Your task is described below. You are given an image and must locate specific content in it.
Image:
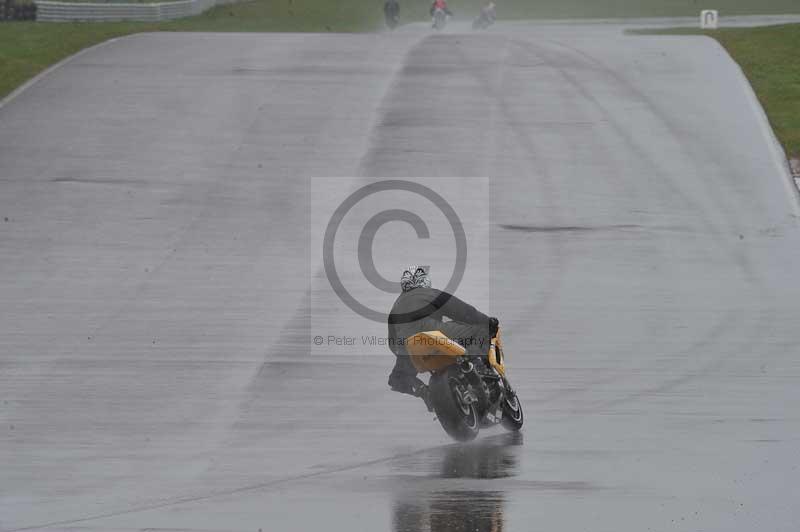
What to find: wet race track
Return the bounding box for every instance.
[2,20,800,532]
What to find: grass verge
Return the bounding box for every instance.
[1,22,156,99]
[637,23,800,161]
[0,0,386,101]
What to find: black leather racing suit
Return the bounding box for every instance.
[387,287,492,395]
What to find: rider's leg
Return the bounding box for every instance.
[438,321,491,357]
[388,356,422,394]
[388,355,434,411]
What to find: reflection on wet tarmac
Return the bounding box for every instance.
[440,432,523,479]
[393,491,504,532]
[392,433,522,532]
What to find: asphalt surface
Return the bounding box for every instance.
[2,20,800,532]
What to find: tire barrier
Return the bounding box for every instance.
[0,0,38,20]
[34,0,234,22]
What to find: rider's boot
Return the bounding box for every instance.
[389,373,434,412]
[411,380,435,413]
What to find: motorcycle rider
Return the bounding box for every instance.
[387,265,499,409]
[383,0,399,28]
[430,0,452,19]
[479,1,496,24]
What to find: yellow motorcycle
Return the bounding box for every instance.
[406,328,523,441]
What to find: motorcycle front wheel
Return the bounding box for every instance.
[429,368,480,441]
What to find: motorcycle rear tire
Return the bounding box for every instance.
[430,368,480,442]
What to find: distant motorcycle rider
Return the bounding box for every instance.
[430,0,452,18]
[384,0,399,29]
[475,0,496,27]
[482,1,496,20]
[387,265,499,409]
